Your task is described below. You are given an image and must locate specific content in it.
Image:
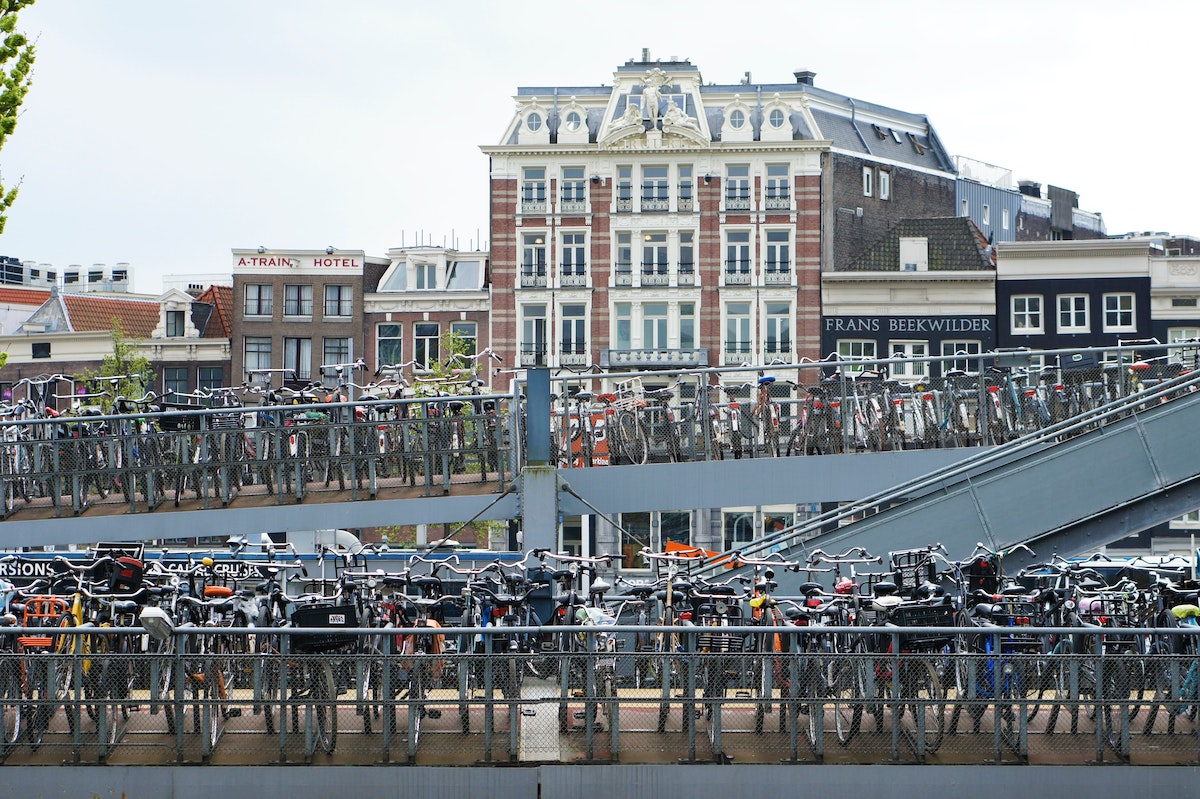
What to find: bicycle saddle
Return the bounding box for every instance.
[574,391,594,402]
[872,581,899,597]
[797,582,824,597]
[620,584,658,599]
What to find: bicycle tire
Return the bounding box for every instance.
[900,658,945,755]
[832,653,864,747]
[0,658,20,756]
[312,660,337,754]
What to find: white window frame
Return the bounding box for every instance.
[889,340,929,380]
[1011,295,1043,334]
[941,340,982,374]
[414,322,440,370]
[283,337,312,381]
[764,302,791,358]
[283,284,313,318]
[1002,208,1010,230]
[982,204,991,225]
[862,167,873,198]
[1103,292,1136,332]
[560,303,587,357]
[415,262,437,290]
[724,302,753,362]
[1057,294,1089,333]
[1167,327,1200,367]
[642,302,669,349]
[377,323,402,367]
[561,231,587,277]
[450,321,477,355]
[837,339,877,373]
[878,170,891,201]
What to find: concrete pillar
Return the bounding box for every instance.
[519,368,558,552]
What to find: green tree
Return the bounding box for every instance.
[0,1,36,234]
[413,330,475,396]
[79,321,154,411]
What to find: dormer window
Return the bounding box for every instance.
[728,109,745,130]
[415,262,437,290]
[769,108,785,128]
[564,111,582,131]
[526,112,542,131]
[166,310,185,337]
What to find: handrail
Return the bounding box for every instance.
[693,367,1200,577]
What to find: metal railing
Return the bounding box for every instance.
[4,624,1197,766]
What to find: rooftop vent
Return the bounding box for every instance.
[793,70,816,86]
[1017,180,1041,198]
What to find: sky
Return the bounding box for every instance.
[0,0,1196,294]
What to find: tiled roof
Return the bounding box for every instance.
[194,284,232,338]
[842,217,995,272]
[0,287,51,306]
[61,294,159,337]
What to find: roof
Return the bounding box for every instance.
[0,287,51,306]
[193,284,233,338]
[60,294,159,336]
[843,217,995,272]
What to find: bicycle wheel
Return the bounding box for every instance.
[900,658,945,755]
[312,660,337,754]
[0,657,21,756]
[26,655,54,749]
[258,635,281,736]
[616,414,647,465]
[832,652,864,746]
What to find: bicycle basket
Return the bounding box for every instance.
[890,549,938,594]
[290,604,359,653]
[888,600,955,648]
[614,377,645,410]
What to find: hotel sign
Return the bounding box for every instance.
[232,251,364,275]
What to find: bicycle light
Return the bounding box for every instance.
[139,606,174,642]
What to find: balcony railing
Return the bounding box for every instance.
[764,194,791,210]
[764,268,791,285]
[726,195,751,211]
[559,199,587,214]
[724,345,753,362]
[615,197,633,213]
[560,271,588,287]
[521,197,547,214]
[641,269,669,286]
[677,197,694,212]
[614,266,633,286]
[640,197,669,212]
[559,349,588,366]
[600,348,708,368]
[725,268,752,286]
[520,271,548,288]
[677,267,695,286]
[520,346,548,367]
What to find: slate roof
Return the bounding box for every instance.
[60,294,159,336]
[842,217,995,272]
[193,285,232,338]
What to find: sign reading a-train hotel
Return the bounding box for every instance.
[232,249,364,275]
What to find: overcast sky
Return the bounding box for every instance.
[0,1,1195,294]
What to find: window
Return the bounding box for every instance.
[165,310,186,337]
[725,231,751,277]
[244,337,272,381]
[837,339,877,371]
[679,303,696,349]
[725,302,752,360]
[765,302,791,356]
[283,337,312,380]
[615,232,632,278]
[521,166,546,210]
[63,271,79,285]
[1103,293,1135,331]
[642,232,667,275]
[1057,294,1089,332]
[521,305,547,366]
[1011,295,1043,333]
[765,164,789,208]
[377,324,402,367]
[561,166,586,204]
[561,232,586,276]
[163,367,187,395]
[643,303,668,349]
[889,341,929,380]
[323,338,350,375]
[564,111,582,131]
[726,164,750,209]
[244,284,273,316]
[728,109,745,129]
[1002,208,1010,230]
[941,340,982,374]
[1168,328,1200,367]
[450,321,476,355]
[679,231,695,276]
[862,167,873,197]
[561,304,586,355]
[415,262,437,289]
[522,234,547,279]
[89,269,103,283]
[620,512,652,567]
[769,108,785,128]
[660,511,692,548]
[616,165,633,211]
[678,165,693,209]
[284,284,312,317]
[642,165,669,210]
[197,366,222,393]
[526,112,542,131]
[878,170,891,201]
[960,199,969,216]
[324,285,352,317]
[446,260,480,289]
[111,268,127,282]
[982,204,991,225]
[765,230,790,274]
[414,323,439,369]
[615,303,632,350]
[723,510,756,550]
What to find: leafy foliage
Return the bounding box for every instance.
[0,1,36,234]
[78,321,154,411]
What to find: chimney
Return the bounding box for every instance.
[794,70,816,86]
[641,47,650,62]
[1017,180,1041,198]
